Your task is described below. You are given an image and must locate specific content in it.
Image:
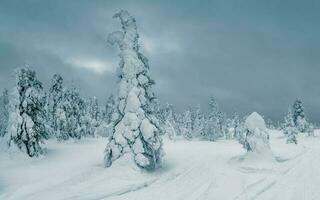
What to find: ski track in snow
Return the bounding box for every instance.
[1,131,320,200]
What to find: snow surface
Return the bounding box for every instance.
[1,130,320,200]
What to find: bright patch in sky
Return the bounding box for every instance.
[66,58,116,74]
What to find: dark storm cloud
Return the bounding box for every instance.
[0,0,320,122]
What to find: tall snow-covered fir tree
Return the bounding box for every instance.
[0,89,9,137]
[292,99,309,132]
[6,67,49,157]
[104,10,163,170]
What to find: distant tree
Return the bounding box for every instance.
[163,104,177,140]
[292,99,309,132]
[89,96,101,128]
[104,10,163,170]
[6,67,48,157]
[47,74,64,137]
[181,110,193,139]
[203,97,221,141]
[0,89,9,137]
[103,94,116,124]
[64,87,95,139]
[283,109,298,144]
[232,114,244,142]
[192,106,205,138]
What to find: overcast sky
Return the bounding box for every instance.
[0,0,319,122]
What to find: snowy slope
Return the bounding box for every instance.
[1,130,320,200]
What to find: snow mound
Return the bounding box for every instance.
[244,112,267,133]
[242,112,274,163]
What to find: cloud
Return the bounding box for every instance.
[0,0,320,122]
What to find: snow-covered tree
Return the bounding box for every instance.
[89,96,100,127]
[292,99,309,132]
[103,94,116,124]
[243,112,271,154]
[181,110,193,139]
[0,89,9,137]
[47,74,65,137]
[283,109,298,144]
[192,106,205,138]
[63,87,95,139]
[104,10,163,170]
[6,67,48,157]
[163,104,177,140]
[202,97,221,141]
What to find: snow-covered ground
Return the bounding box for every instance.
[1,130,320,200]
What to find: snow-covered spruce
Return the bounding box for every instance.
[47,74,65,137]
[104,10,163,170]
[243,112,271,155]
[6,67,49,157]
[283,109,298,144]
[163,104,177,140]
[292,99,309,133]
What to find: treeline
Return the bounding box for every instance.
[0,67,316,157]
[0,67,115,156]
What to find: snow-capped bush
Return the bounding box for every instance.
[104,10,163,171]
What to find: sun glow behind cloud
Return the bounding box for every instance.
[66,58,116,74]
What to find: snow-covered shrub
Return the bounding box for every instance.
[6,67,49,157]
[104,10,163,170]
[243,112,271,155]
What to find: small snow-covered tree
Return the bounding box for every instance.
[283,109,298,144]
[104,10,163,170]
[292,99,309,132]
[0,89,9,137]
[6,67,48,157]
